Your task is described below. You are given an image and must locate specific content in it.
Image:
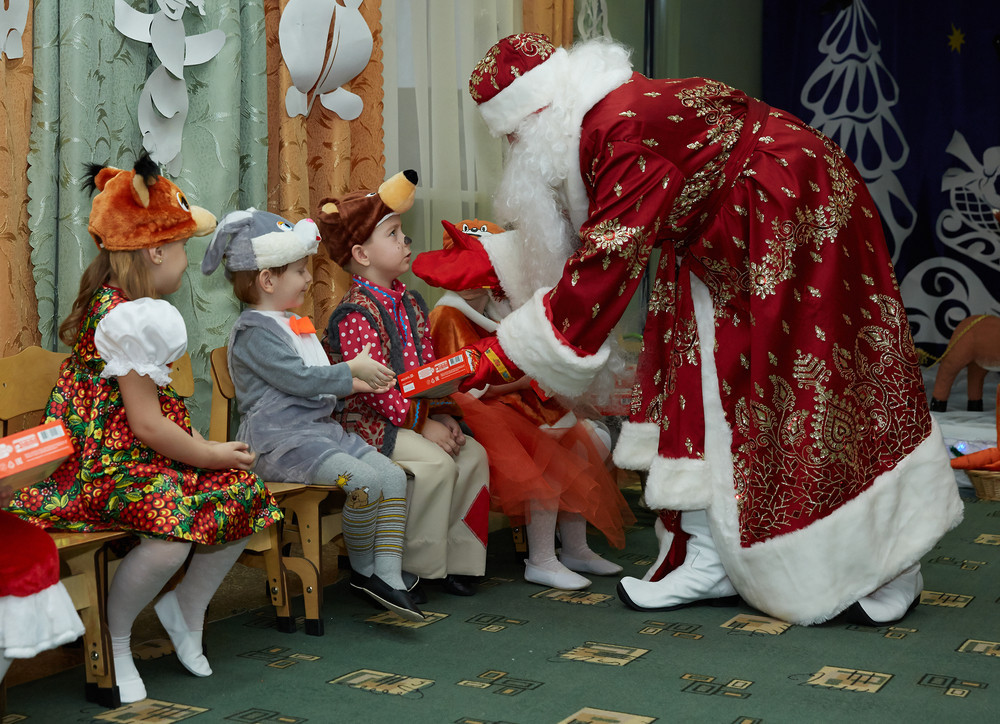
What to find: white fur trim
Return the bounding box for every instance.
[713,420,962,626]
[612,421,659,470]
[477,49,571,137]
[682,274,963,625]
[644,457,712,510]
[497,287,609,397]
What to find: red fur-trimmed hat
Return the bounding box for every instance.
[469,33,567,136]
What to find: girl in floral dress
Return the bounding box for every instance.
[4,158,281,704]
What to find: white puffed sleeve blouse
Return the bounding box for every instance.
[93,298,187,387]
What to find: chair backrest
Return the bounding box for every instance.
[0,346,69,434]
[0,347,194,436]
[170,351,195,398]
[208,346,235,443]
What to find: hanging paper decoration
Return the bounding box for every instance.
[577,0,611,42]
[279,0,373,120]
[114,0,225,176]
[0,0,29,59]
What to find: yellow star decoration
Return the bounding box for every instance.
[948,23,965,53]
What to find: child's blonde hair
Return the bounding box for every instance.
[59,249,157,346]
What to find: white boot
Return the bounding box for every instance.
[846,564,923,625]
[617,509,738,611]
[641,516,674,582]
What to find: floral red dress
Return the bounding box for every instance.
[6,286,281,544]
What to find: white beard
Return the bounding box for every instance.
[491,109,580,302]
[487,38,634,307]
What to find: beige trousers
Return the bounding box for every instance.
[391,429,490,579]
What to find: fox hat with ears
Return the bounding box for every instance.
[315,169,418,266]
[83,154,217,251]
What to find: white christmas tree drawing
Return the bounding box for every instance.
[799,0,915,264]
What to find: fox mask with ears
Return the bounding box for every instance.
[84,154,216,251]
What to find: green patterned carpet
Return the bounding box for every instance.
[6,487,999,724]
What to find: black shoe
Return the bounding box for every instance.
[401,571,428,604]
[438,574,477,596]
[351,570,420,594]
[352,574,426,622]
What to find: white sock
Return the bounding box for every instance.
[558,512,622,574]
[525,502,559,569]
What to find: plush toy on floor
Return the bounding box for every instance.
[929,313,1000,412]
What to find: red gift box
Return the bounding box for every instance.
[398,350,476,399]
[0,421,74,492]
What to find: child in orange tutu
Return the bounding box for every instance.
[413,220,633,590]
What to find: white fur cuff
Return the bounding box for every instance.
[643,456,712,510]
[497,287,609,398]
[612,421,659,470]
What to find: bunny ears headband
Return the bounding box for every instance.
[201,208,321,278]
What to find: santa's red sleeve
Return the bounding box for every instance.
[497,138,677,388]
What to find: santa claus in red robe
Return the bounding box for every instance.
[456,32,963,626]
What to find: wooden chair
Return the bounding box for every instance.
[209,346,344,636]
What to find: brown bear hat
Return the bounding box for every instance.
[315,169,418,266]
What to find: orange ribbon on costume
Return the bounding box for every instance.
[289,315,316,335]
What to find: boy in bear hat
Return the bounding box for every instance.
[203,208,424,621]
[318,172,490,597]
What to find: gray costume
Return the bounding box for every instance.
[228,310,373,484]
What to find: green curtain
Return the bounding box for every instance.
[27,2,268,432]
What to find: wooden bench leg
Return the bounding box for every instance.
[281,489,330,636]
[61,541,120,708]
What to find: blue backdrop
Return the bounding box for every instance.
[761,0,1000,356]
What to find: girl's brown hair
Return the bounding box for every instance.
[58,249,157,346]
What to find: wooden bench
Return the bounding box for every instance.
[209,346,344,636]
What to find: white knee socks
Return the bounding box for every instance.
[524,503,591,590]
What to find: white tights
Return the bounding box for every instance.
[108,536,247,662]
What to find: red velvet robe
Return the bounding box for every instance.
[495,74,962,624]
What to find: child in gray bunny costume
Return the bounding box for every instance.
[203,208,425,622]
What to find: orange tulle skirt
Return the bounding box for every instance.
[452,392,634,549]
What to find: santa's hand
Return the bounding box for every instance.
[460,336,523,391]
[347,343,396,389]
